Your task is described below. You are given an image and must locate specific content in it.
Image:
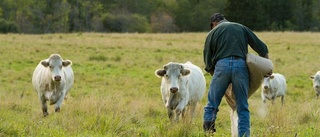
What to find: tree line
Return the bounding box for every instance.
[0,0,319,34]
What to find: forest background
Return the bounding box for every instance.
[0,0,320,34]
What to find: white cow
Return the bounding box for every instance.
[310,71,320,97]
[155,61,206,122]
[261,73,286,104]
[32,54,74,116]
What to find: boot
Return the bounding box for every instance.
[203,121,216,132]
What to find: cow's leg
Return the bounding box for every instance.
[175,97,188,121]
[40,96,48,117]
[230,109,238,137]
[54,92,66,112]
[181,107,188,123]
[175,109,182,122]
[271,96,276,105]
[261,92,266,103]
[281,95,284,105]
[167,108,174,121]
[262,96,266,103]
[181,107,186,118]
[187,103,197,123]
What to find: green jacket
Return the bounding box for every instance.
[203,20,269,72]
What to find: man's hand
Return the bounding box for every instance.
[264,53,269,59]
[264,71,273,77]
[267,71,273,76]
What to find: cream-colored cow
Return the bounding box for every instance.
[155,61,206,122]
[310,71,320,97]
[32,54,74,116]
[261,73,287,104]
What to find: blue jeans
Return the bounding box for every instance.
[203,57,250,137]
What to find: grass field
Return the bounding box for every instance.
[0,32,320,137]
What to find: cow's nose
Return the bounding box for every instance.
[170,87,178,93]
[264,86,268,89]
[54,76,61,81]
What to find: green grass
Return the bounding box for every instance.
[0,32,320,136]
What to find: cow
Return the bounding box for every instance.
[310,71,320,98]
[32,54,74,116]
[261,73,287,105]
[155,61,206,122]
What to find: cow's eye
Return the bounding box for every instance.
[178,75,181,79]
[164,74,169,78]
[49,66,53,69]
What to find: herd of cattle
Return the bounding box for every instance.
[31,54,320,125]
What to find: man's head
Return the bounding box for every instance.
[210,13,225,29]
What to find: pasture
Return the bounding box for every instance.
[0,32,320,136]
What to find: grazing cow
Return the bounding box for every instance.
[310,71,320,97]
[32,54,74,116]
[155,61,206,122]
[261,73,286,105]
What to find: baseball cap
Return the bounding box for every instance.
[210,13,225,22]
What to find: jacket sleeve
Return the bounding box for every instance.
[245,26,269,57]
[203,33,214,73]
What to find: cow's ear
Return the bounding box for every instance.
[155,69,166,78]
[181,68,191,76]
[41,60,49,67]
[310,76,315,79]
[63,60,72,67]
[163,65,168,70]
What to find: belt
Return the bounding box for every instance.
[220,56,243,61]
[230,56,241,60]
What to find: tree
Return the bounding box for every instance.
[225,0,261,30]
[102,11,150,33]
[0,0,320,33]
[150,11,177,33]
[265,0,293,31]
[292,0,320,31]
[173,0,226,32]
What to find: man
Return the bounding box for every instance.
[203,13,269,136]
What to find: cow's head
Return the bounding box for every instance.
[155,62,191,93]
[310,71,320,95]
[41,54,72,82]
[262,75,275,90]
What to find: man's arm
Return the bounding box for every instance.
[244,26,269,57]
[203,33,214,74]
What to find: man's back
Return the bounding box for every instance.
[209,21,248,60]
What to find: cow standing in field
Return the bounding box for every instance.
[155,61,206,122]
[261,73,287,105]
[310,71,320,98]
[32,54,74,116]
